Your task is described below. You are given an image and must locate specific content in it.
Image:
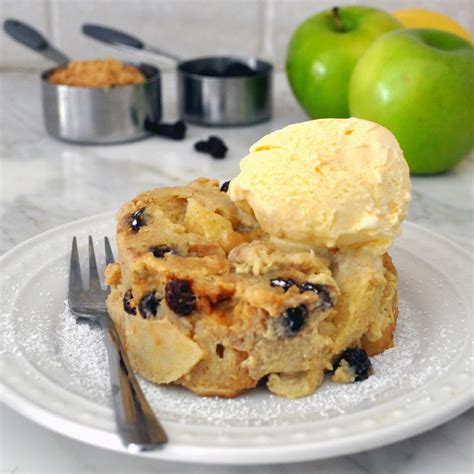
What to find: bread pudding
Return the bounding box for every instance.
[105,178,399,399]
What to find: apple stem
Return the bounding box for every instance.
[332,7,346,32]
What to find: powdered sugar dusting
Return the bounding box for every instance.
[9,292,455,428]
[1,244,465,428]
[55,304,110,400]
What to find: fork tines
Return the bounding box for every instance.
[68,236,115,309]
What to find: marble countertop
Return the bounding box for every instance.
[1,70,473,473]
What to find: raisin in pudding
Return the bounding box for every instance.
[105,118,411,399]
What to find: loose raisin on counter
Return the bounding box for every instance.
[129,207,147,233]
[138,293,161,319]
[151,245,176,258]
[194,136,228,159]
[299,282,334,309]
[270,278,296,292]
[281,304,308,336]
[123,289,136,315]
[165,279,196,316]
[334,348,372,382]
[144,119,186,140]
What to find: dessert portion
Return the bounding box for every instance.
[105,118,410,399]
[47,58,145,88]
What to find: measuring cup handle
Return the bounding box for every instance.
[4,19,48,51]
[82,23,181,64]
[82,24,144,50]
[3,19,70,64]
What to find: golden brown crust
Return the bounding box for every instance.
[361,254,398,356]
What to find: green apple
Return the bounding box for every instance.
[286,6,401,118]
[349,29,474,174]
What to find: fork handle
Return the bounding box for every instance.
[101,313,168,449]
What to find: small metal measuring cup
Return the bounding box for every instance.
[82,24,273,126]
[4,19,162,144]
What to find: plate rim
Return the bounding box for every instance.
[1,214,473,464]
[1,383,471,464]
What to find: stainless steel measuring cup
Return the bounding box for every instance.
[4,19,162,144]
[82,24,273,126]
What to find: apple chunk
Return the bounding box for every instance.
[184,198,246,252]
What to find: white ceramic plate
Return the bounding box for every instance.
[0,214,472,465]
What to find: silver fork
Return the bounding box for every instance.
[68,236,168,450]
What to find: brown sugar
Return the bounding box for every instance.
[47,58,146,88]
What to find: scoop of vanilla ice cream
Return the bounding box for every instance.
[229,118,411,251]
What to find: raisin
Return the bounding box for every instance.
[138,293,161,319]
[145,119,186,140]
[151,245,176,258]
[220,180,230,193]
[281,305,308,336]
[194,136,228,159]
[335,348,372,382]
[165,279,196,316]
[299,282,334,309]
[129,207,146,233]
[270,278,295,292]
[123,289,136,315]
[215,344,225,358]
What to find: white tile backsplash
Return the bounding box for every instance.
[49,0,262,69]
[1,0,51,69]
[1,0,472,70]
